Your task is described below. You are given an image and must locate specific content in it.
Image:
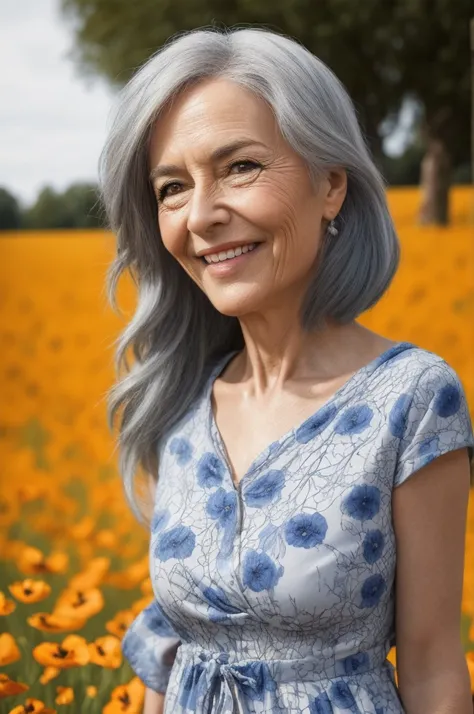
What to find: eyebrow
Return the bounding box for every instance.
[149,139,266,182]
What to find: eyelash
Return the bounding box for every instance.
[156,159,263,203]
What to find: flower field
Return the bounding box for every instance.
[0,186,473,712]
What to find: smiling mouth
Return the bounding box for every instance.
[200,242,261,264]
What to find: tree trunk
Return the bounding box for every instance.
[418,138,451,225]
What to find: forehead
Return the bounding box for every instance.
[149,78,281,163]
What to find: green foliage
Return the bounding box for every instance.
[60,0,472,164]
[0,186,22,230]
[23,182,104,230]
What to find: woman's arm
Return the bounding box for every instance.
[392,448,472,713]
[143,687,166,714]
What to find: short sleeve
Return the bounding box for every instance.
[393,361,474,488]
[122,598,181,693]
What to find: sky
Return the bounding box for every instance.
[0,0,115,207]
[0,0,407,208]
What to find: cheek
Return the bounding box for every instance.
[158,210,189,260]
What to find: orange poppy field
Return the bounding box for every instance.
[0,186,473,712]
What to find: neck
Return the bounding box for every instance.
[234,303,367,395]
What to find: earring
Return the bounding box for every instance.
[327,219,338,236]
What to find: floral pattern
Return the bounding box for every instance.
[122,341,474,713]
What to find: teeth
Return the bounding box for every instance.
[203,243,257,264]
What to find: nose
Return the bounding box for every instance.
[186,183,231,236]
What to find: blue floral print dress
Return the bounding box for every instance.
[122,341,474,714]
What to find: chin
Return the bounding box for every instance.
[206,289,267,319]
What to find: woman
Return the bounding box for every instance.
[101,27,474,714]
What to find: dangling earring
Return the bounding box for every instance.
[327,219,338,236]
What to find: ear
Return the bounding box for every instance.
[322,168,347,220]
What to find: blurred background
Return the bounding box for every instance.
[0,1,473,712]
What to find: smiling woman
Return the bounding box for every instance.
[99,26,474,714]
[147,78,347,318]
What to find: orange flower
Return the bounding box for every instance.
[102,676,145,714]
[67,557,110,590]
[53,587,104,620]
[39,667,60,685]
[69,516,95,541]
[466,652,474,694]
[33,635,90,669]
[9,579,51,604]
[85,685,97,698]
[0,591,16,615]
[131,595,153,615]
[16,483,47,503]
[95,529,117,549]
[27,611,86,633]
[0,673,29,698]
[105,609,136,639]
[8,698,56,714]
[0,633,21,665]
[1,539,25,562]
[88,636,122,669]
[106,556,149,589]
[55,687,74,705]
[18,547,68,576]
[140,577,153,595]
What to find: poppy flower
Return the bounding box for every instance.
[0,633,21,665]
[88,635,122,668]
[18,547,68,576]
[53,587,104,619]
[27,611,87,633]
[67,557,110,590]
[69,516,95,540]
[0,673,29,698]
[466,652,474,693]
[95,529,117,548]
[9,579,51,604]
[86,686,97,698]
[39,668,60,685]
[131,595,153,615]
[106,556,149,589]
[32,635,90,669]
[105,609,136,639]
[102,676,145,714]
[8,698,56,714]
[0,591,16,615]
[54,687,74,705]
[140,577,153,595]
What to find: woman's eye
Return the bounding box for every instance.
[158,182,182,202]
[229,160,261,174]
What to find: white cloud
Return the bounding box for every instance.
[0,0,115,206]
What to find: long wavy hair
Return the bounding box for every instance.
[100,26,400,526]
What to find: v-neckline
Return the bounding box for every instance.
[205,340,417,493]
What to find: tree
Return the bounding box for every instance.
[60,0,472,224]
[24,183,103,229]
[0,187,22,230]
[61,182,104,228]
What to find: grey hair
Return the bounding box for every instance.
[101,26,400,526]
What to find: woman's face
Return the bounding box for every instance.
[148,78,346,317]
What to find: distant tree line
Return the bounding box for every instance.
[0,149,470,231]
[0,182,104,231]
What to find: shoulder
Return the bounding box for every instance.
[388,346,474,489]
[380,345,468,409]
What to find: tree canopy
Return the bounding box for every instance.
[0,187,22,230]
[60,0,472,166]
[23,183,103,230]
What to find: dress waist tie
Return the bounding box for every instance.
[176,642,396,714]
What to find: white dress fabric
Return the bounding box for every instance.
[122,341,474,713]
